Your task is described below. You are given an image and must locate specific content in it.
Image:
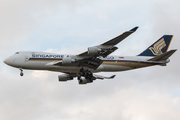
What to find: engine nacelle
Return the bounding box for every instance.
[88,47,101,55]
[78,77,93,84]
[62,57,76,65]
[58,74,73,81]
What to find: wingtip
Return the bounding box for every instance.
[130,26,139,32]
[110,75,116,79]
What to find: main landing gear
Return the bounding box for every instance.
[78,68,93,82]
[19,68,24,76]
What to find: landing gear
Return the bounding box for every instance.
[80,68,85,76]
[20,72,24,76]
[77,76,81,80]
[19,68,24,76]
[85,72,92,80]
[78,68,93,82]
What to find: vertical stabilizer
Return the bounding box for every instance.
[138,35,173,56]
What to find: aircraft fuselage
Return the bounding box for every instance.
[4,51,163,73]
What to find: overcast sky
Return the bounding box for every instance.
[0,0,180,120]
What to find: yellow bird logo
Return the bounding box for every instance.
[149,38,166,55]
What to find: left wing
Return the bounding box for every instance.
[93,74,116,80]
[78,74,116,84]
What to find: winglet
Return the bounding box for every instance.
[130,26,139,32]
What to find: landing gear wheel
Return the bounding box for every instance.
[20,72,24,76]
[89,72,92,78]
[85,72,92,78]
[19,68,24,76]
[80,68,85,76]
[77,76,81,80]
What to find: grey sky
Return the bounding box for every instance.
[0,0,180,120]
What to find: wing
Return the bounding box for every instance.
[77,26,138,58]
[75,26,139,69]
[93,74,116,80]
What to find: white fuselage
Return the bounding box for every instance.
[4,51,162,74]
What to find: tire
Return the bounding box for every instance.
[20,73,24,76]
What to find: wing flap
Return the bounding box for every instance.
[79,58,103,69]
[100,46,118,57]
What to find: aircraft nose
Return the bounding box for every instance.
[3,57,13,66]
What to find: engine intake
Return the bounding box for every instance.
[58,74,73,81]
[88,47,101,55]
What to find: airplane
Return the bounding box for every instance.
[3,27,177,84]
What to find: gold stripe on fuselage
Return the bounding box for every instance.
[102,61,154,69]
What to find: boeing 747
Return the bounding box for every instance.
[4,27,177,84]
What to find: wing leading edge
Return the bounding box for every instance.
[101,26,139,45]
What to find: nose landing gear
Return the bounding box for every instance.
[19,68,24,76]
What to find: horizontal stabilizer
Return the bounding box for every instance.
[148,49,177,61]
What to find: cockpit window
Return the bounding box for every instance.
[15,52,19,54]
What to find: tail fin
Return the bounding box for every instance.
[138,35,173,56]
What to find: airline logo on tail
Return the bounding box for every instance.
[149,38,166,55]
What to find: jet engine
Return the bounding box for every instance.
[88,47,102,55]
[62,57,76,65]
[58,74,73,81]
[78,77,93,84]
